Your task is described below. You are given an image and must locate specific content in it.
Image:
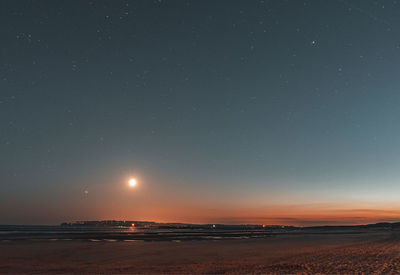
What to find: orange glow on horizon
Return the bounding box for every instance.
[10,176,400,226]
[91,202,400,227]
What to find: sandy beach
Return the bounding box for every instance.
[1,231,397,274]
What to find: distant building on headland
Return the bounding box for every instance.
[60,220,298,230]
[60,220,157,228]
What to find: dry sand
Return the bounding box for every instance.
[0,231,398,274]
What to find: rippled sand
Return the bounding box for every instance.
[0,231,398,274]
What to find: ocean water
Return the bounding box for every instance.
[0,225,272,242]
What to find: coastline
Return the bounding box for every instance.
[0,231,395,274]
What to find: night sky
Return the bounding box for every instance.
[2,0,400,226]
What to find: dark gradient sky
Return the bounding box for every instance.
[2,0,400,225]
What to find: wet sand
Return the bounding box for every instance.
[0,231,398,274]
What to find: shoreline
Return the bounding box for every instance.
[0,231,394,274]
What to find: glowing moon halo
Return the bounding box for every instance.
[129,178,137,187]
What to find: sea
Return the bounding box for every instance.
[0,225,274,242]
